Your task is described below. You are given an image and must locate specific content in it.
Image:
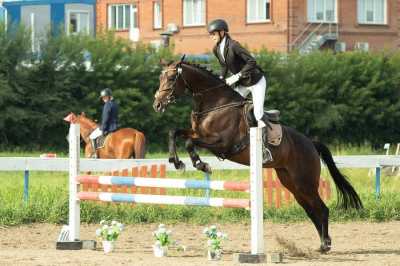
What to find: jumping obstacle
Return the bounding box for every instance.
[57,123,266,263]
[77,174,250,208]
[82,165,167,196]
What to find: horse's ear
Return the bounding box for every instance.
[63,112,76,123]
[80,112,86,117]
[180,54,186,62]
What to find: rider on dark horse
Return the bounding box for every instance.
[89,88,119,158]
[153,24,363,252]
[207,19,272,161]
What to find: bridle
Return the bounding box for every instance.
[158,62,244,116]
[157,63,185,105]
[159,62,226,100]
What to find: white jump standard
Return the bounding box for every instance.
[57,123,266,263]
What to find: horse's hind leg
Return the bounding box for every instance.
[276,169,331,252]
[294,191,331,252]
[120,143,134,159]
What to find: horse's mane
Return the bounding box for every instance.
[183,61,224,84]
[181,61,244,101]
[78,115,98,129]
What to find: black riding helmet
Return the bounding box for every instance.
[100,88,112,98]
[207,19,229,33]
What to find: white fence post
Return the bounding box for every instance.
[69,123,80,241]
[250,127,264,255]
[236,127,266,263]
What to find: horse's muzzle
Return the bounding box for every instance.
[153,101,165,113]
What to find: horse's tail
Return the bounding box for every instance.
[313,141,363,210]
[134,131,146,159]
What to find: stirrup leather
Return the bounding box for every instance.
[262,146,273,163]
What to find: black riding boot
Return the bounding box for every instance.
[90,139,98,159]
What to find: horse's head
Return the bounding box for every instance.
[64,112,77,123]
[64,112,98,141]
[153,59,187,113]
[153,56,236,113]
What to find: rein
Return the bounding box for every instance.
[177,64,245,117]
[192,101,246,117]
[192,83,226,97]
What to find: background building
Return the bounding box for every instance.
[3,0,96,51]
[95,0,399,54]
[2,0,398,54]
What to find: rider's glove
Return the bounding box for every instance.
[225,72,242,86]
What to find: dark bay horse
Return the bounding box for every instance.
[64,112,146,159]
[153,59,363,252]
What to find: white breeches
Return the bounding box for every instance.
[89,128,102,139]
[234,76,266,121]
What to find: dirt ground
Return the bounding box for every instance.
[0,221,399,266]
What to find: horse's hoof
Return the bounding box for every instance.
[177,161,186,171]
[319,244,331,253]
[196,162,212,174]
[204,163,212,174]
[168,157,175,163]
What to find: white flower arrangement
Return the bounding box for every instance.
[95,220,124,242]
[203,225,228,252]
[152,224,172,247]
[152,224,186,254]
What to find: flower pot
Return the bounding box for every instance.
[207,249,222,261]
[102,240,115,253]
[153,245,168,257]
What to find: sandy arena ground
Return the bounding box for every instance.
[0,221,399,266]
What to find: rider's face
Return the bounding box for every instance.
[209,31,224,44]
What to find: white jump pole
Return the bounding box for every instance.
[68,123,80,241]
[57,124,95,249]
[236,127,265,263]
[250,127,264,255]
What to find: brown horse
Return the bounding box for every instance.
[64,112,146,159]
[153,58,363,252]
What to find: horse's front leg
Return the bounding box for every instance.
[168,129,186,170]
[185,138,212,174]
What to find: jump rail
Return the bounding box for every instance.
[56,123,266,263]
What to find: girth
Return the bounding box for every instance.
[190,101,251,160]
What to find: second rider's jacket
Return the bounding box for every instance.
[101,100,118,134]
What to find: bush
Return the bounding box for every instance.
[1,24,400,150]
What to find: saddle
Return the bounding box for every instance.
[244,103,283,146]
[95,133,110,149]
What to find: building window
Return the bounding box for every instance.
[67,11,90,35]
[358,0,386,24]
[247,0,271,23]
[183,0,205,26]
[153,1,162,29]
[108,4,137,30]
[307,0,337,23]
